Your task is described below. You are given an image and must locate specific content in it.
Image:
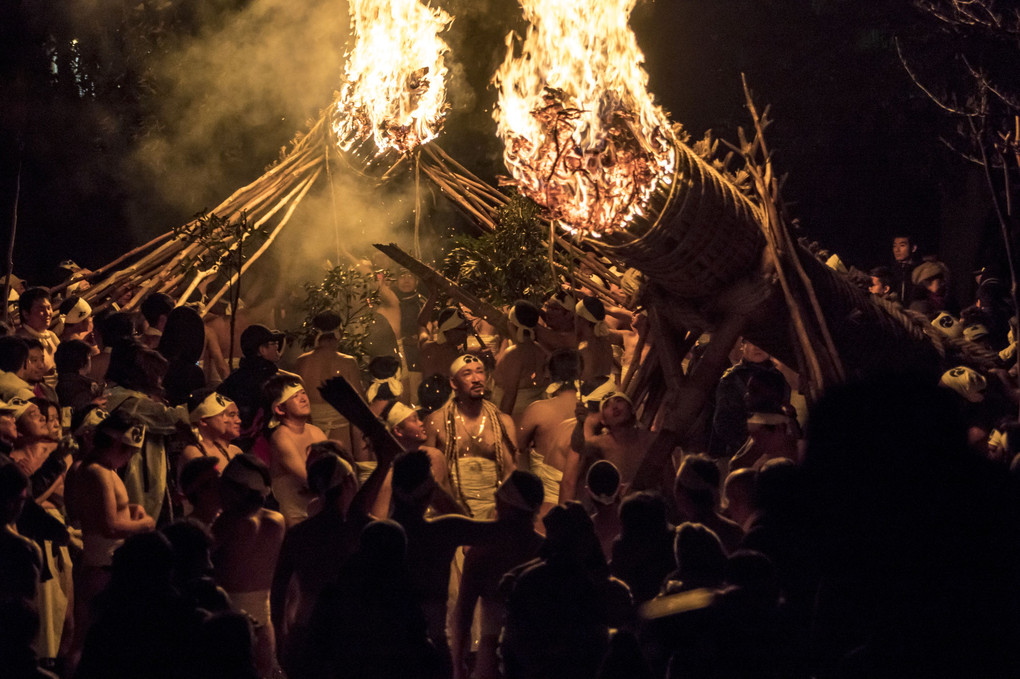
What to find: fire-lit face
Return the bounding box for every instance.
[279,388,311,419]
[203,403,241,441]
[46,405,62,440]
[601,396,634,427]
[869,277,888,295]
[25,348,47,382]
[17,404,49,439]
[23,298,52,331]
[395,411,426,442]
[397,270,418,294]
[451,362,486,400]
[259,341,282,364]
[892,237,913,263]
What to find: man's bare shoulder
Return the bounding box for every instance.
[258,508,287,533]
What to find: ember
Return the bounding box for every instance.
[332,0,451,156]
[493,0,676,237]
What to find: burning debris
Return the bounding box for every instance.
[493,0,676,238]
[332,0,452,156]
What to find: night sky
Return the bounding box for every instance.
[0,0,1007,300]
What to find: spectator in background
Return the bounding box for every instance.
[867,266,897,302]
[56,339,104,418]
[16,287,59,385]
[890,233,919,303]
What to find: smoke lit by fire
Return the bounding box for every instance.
[493,0,676,237]
[333,0,452,155]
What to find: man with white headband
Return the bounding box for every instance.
[294,311,365,454]
[559,387,654,504]
[383,400,459,511]
[57,295,95,345]
[516,349,582,519]
[70,410,154,667]
[264,373,325,527]
[424,354,517,518]
[419,306,471,382]
[575,295,618,382]
[493,300,548,419]
[180,388,242,472]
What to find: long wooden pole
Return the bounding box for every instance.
[3,139,23,325]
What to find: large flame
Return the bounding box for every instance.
[333,0,452,156]
[493,0,675,237]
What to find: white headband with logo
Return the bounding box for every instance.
[449,354,483,378]
[190,391,234,424]
[62,297,92,325]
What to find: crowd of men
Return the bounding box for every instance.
[2,236,1020,679]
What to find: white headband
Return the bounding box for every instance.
[367,375,404,402]
[385,401,418,429]
[272,382,305,410]
[575,299,611,337]
[507,306,536,344]
[449,354,484,378]
[63,297,92,325]
[190,391,234,424]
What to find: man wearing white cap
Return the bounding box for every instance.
[535,289,577,352]
[57,295,95,346]
[265,373,325,527]
[69,411,154,669]
[383,400,459,510]
[559,389,654,504]
[180,389,242,472]
[424,354,517,518]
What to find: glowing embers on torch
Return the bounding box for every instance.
[493,0,676,238]
[332,0,452,156]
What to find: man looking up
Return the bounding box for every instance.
[560,390,655,503]
[180,389,242,472]
[425,355,517,518]
[265,373,325,527]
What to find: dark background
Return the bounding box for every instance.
[0,0,1009,302]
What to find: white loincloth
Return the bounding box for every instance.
[529,449,563,506]
[453,456,499,520]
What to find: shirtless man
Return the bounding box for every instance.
[560,391,656,503]
[293,311,365,451]
[384,400,462,515]
[575,296,620,382]
[535,289,577,353]
[419,306,471,382]
[516,349,581,518]
[211,455,286,678]
[424,355,517,518]
[180,389,242,472]
[265,374,326,527]
[494,301,549,420]
[70,412,154,670]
